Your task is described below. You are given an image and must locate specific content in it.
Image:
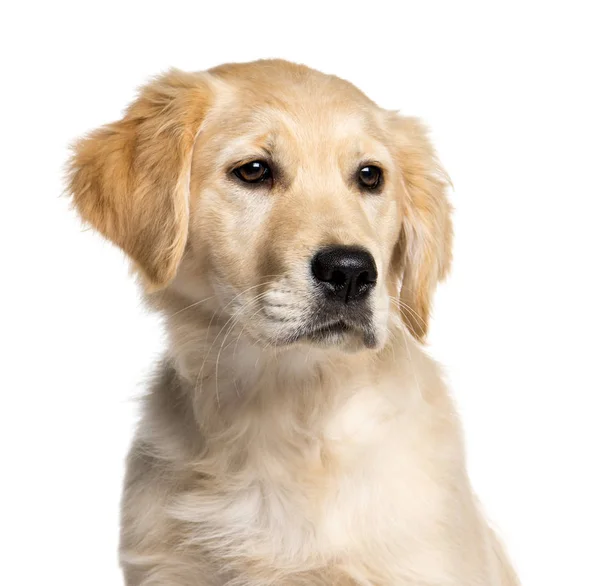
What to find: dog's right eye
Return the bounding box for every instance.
[233,160,272,184]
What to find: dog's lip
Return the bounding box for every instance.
[303,319,352,338]
[275,317,376,348]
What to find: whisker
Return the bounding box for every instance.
[170,295,216,317]
[390,297,427,329]
[213,292,272,403]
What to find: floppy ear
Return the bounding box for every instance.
[390,115,453,341]
[68,69,211,289]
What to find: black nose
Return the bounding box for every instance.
[311,246,377,303]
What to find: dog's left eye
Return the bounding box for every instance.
[233,160,272,184]
[358,165,383,190]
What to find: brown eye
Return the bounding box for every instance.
[233,160,272,184]
[358,165,382,190]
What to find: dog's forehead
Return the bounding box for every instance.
[195,61,394,174]
[207,106,390,174]
[205,61,383,135]
[202,91,389,169]
[233,104,371,143]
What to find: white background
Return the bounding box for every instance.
[1,2,599,585]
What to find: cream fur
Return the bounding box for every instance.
[68,59,518,585]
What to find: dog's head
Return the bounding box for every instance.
[69,60,452,351]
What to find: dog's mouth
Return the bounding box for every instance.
[304,319,351,340]
[283,316,377,349]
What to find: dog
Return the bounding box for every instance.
[68,59,518,585]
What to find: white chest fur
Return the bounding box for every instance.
[167,342,458,581]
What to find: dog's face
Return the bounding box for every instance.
[186,69,402,351]
[69,60,452,351]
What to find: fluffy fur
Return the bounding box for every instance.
[68,59,518,585]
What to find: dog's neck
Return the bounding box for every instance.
[166,306,378,404]
[144,284,418,443]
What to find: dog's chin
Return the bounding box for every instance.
[269,320,380,353]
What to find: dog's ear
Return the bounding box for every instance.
[389,115,453,341]
[68,70,211,289]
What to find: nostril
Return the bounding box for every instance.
[311,246,377,302]
[356,270,374,289]
[330,269,348,288]
[312,256,333,284]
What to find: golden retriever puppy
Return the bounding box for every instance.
[68,59,518,585]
